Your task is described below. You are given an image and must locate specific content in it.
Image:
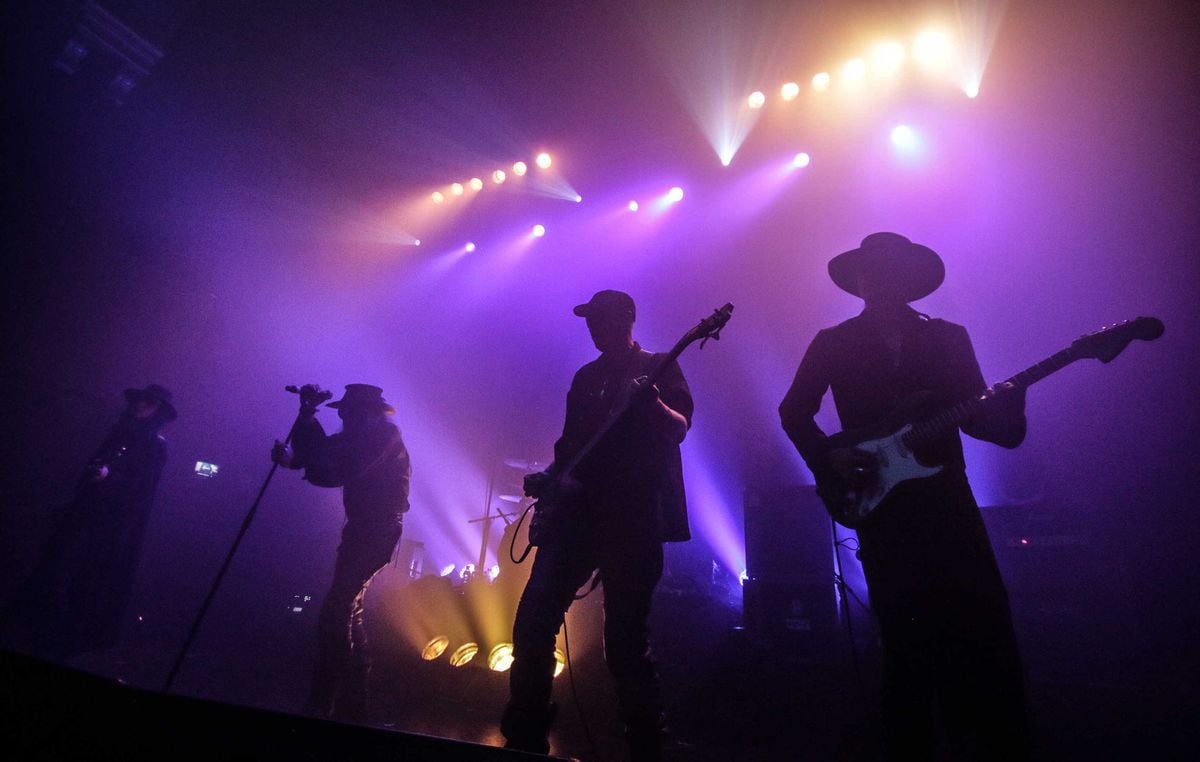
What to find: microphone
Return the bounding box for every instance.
[285,385,334,403]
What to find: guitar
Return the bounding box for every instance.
[527,303,734,546]
[818,316,1165,529]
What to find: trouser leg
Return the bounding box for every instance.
[599,533,665,762]
[306,524,398,722]
[503,534,595,752]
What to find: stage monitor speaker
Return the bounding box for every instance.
[743,484,833,580]
[1,649,570,761]
[742,485,838,658]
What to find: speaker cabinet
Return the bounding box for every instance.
[742,485,838,658]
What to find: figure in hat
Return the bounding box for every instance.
[271,383,411,724]
[779,233,1030,759]
[6,384,175,661]
[501,290,693,760]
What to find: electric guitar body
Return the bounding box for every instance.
[818,317,1164,529]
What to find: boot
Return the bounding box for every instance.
[501,701,557,754]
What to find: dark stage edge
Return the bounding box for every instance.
[0,650,573,762]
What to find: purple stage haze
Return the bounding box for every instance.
[1,0,1197,725]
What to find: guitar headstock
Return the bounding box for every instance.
[1071,316,1164,363]
[692,303,734,346]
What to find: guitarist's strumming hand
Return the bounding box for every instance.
[524,468,580,501]
[828,447,880,490]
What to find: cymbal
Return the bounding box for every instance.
[503,458,545,471]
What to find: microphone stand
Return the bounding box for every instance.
[163,402,311,692]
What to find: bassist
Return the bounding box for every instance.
[502,289,693,761]
[779,233,1029,760]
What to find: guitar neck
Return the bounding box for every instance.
[904,346,1079,447]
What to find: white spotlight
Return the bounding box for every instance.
[792,152,811,168]
[964,80,980,99]
[451,183,464,196]
[469,177,483,191]
[780,82,800,101]
[414,239,421,246]
[891,124,917,149]
[628,200,639,212]
[531,224,546,238]
[573,194,582,203]
[747,91,766,109]
[914,28,954,70]
[870,41,906,75]
[811,72,831,91]
[431,191,445,204]
[492,169,506,184]
[465,242,476,253]
[667,186,684,203]
[842,58,866,83]
[535,152,552,170]
[512,161,528,176]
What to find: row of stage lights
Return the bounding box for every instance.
[414,124,930,250]
[420,636,567,676]
[431,152,560,205]
[745,27,980,112]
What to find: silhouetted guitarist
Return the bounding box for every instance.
[779,233,1030,760]
[502,290,693,761]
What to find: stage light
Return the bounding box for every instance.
[492,170,506,184]
[512,161,527,176]
[421,636,450,661]
[914,28,953,69]
[718,148,735,167]
[465,242,476,253]
[870,41,906,75]
[553,648,566,677]
[431,191,445,204]
[747,91,765,109]
[628,200,639,212]
[891,124,917,149]
[842,58,866,83]
[535,152,552,170]
[449,642,479,667]
[532,224,546,237]
[573,194,582,203]
[487,564,500,581]
[812,72,830,91]
[469,177,483,192]
[488,643,515,672]
[414,239,421,247]
[439,564,456,577]
[964,80,980,98]
[667,186,684,203]
[792,152,811,168]
[780,82,800,101]
[451,183,464,196]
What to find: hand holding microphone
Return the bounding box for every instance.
[285,384,333,410]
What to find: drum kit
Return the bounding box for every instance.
[464,457,545,580]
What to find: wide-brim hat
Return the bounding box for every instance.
[827,232,945,302]
[124,383,178,422]
[573,289,636,322]
[327,383,395,415]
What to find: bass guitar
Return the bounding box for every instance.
[818,316,1165,529]
[526,303,734,546]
